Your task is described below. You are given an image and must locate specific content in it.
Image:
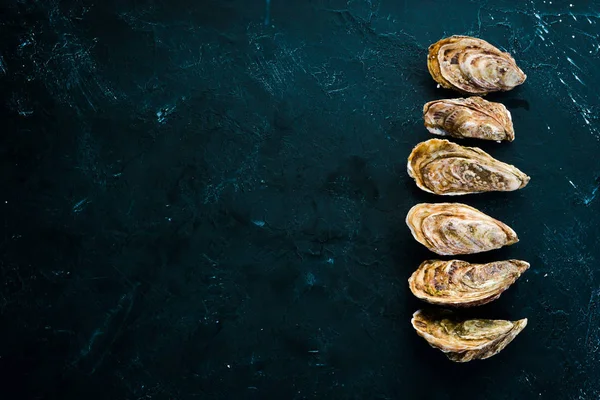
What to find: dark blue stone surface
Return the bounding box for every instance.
[1,0,599,398]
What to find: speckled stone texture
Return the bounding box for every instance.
[1,0,599,399]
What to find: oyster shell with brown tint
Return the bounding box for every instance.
[423,97,515,142]
[407,139,530,195]
[427,35,526,95]
[411,309,527,362]
[406,203,518,255]
[408,259,529,307]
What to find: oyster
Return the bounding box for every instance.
[406,203,518,255]
[408,259,529,307]
[427,35,526,95]
[423,97,514,142]
[411,309,527,362]
[407,139,530,195]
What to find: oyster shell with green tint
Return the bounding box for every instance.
[411,309,527,362]
[423,97,515,142]
[427,35,526,95]
[408,259,529,307]
[407,139,530,195]
[406,203,518,255]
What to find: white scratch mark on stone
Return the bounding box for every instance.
[558,77,569,88]
[327,85,351,94]
[156,104,176,124]
[566,56,581,70]
[73,198,90,213]
[569,180,578,189]
[584,186,598,206]
[573,72,585,85]
[18,110,34,117]
[74,284,139,374]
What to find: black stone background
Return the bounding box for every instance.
[1,0,600,399]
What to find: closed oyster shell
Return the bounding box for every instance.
[407,139,530,195]
[427,35,526,95]
[411,309,527,362]
[423,97,514,141]
[408,259,529,307]
[406,203,518,255]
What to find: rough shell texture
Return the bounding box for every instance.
[427,35,526,95]
[411,309,527,362]
[423,97,515,141]
[406,203,518,255]
[407,139,530,195]
[408,259,529,307]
